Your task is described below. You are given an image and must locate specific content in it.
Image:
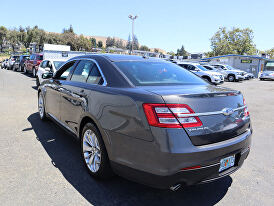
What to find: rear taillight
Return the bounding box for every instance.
[243,98,249,117]
[143,103,202,128]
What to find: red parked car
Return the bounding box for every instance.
[24,54,43,77]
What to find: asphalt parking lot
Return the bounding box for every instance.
[0,69,273,206]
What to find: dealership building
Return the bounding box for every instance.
[201,54,274,77]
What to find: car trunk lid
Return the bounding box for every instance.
[143,85,250,145]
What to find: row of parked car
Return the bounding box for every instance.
[166,60,255,84]
[1,54,66,86]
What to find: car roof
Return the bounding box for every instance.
[71,54,163,62]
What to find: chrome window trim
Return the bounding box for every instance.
[67,58,107,86]
[47,113,76,135]
[176,106,246,117]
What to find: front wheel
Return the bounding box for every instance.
[36,77,40,87]
[24,66,27,73]
[81,123,113,179]
[228,75,235,82]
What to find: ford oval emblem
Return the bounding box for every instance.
[222,108,234,116]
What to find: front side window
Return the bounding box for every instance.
[56,61,76,80]
[114,61,207,86]
[71,60,94,83]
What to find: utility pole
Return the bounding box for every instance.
[128,15,138,54]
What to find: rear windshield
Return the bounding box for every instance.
[114,61,208,86]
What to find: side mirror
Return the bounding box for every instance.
[42,72,53,79]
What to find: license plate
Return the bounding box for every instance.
[219,155,235,172]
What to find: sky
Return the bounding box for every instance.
[0,0,273,53]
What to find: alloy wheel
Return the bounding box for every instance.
[38,93,44,118]
[82,129,101,173]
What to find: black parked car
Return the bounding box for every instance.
[38,54,252,190]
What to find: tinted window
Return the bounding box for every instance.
[36,55,43,60]
[71,60,94,83]
[115,61,207,86]
[41,61,48,68]
[30,55,34,60]
[87,64,103,85]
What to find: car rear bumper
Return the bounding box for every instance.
[111,146,250,189]
[110,128,252,189]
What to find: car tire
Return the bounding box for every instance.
[202,76,211,83]
[36,77,40,87]
[12,66,16,71]
[81,122,113,179]
[19,65,22,72]
[260,78,264,81]
[24,66,27,73]
[228,74,235,82]
[38,92,47,121]
[32,68,36,77]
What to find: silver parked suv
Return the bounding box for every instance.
[177,62,224,84]
[212,64,245,82]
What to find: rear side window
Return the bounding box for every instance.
[71,60,94,83]
[87,64,103,85]
[115,61,207,86]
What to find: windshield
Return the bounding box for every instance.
[53,61,65,70]
[196,65,208,71]
[114,61,208,86]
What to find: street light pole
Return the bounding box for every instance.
[128,15,138,54]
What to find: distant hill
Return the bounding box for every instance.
[84,35,128,48]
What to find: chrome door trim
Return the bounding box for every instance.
[47,113,76,135]
[176,106,246,117]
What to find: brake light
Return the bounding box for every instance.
[143,103,203,128]
[243,98,249,117]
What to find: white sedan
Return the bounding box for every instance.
[36,59,65,86]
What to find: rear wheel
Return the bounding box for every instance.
[81,123,113,179]
[38,92,47,120]
[228,74,235,82]
[32,68,36,77]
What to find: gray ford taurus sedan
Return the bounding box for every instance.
[38,54,252,190]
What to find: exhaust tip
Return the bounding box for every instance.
[170,184,181,191]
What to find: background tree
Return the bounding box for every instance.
[106,37,115,47]
[77,34,91,51]
[210,27,256,56]
[0,26,8,52]
[126,34,131,50]
[97,40,103,48]
[90,38,97,48]
[154,48,159,53]
[176,45,188,56]
[262,48,274,59]
[7,29,19,52]
[139,45,150,51]
[115,39,124,49]
[132,35,139,50]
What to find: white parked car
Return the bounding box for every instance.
[259,70,274,81]
[211,64,245,82]
[177,62,224,84]
[36,59,65,86]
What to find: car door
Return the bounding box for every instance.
[44,60,76,121]
[60,59,104,134]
